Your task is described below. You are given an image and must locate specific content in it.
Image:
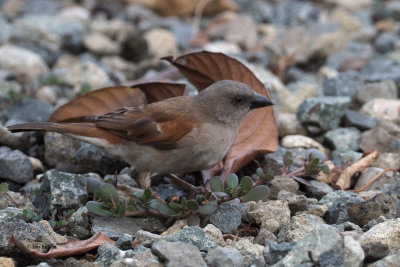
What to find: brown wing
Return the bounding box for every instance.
[91,98,200,150]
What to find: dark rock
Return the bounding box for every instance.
[362,243,389,263]
[115,233,133,250]
[304,180,334,199]
[209,200,246,234]
[207,247,244,267]
[277,190,307,215]
[333,221,363,232]
[324,127,361,151]
[348,192,398,227]
[297,96,351,134]
[367,253,400,267]
[153,183,186,200]
[318,244,346,267]
[324,197,364,224]
[164,226,218,252]
[91,216,166,240]
[361,58,400,84]
[152,240,207,267]
[267,242,297,264]
[374,32,398,53]
[67,207,90,239]
[95,245,124,266]
[319,191,359,207]
[0,146,33,183]
[343,109,377,130]
[32,170,87,216]
[323,71,363,97]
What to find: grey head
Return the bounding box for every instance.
[195,80,274,126]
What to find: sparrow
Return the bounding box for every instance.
[8,80,273,185]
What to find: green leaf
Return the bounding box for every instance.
[187,200,199,211]
[157,202,178,217]
[86,201,114,217]
[143,189,152,202]
[86,177,104,194]
[256,168,264,178]
[239,176,253,193]
[0,182,9,193]
[198,202,218,215]
[168,202,182,213]
[226,173,239,189]
[321,164,330,174]
[311,157,320,166]
[231,187,242,198]
[210,176,224,192]
[180,197,187,209]
[116,199,127,218]
[187,215,200,226]
[133,191,144,199]
[95,183,120,207]
[23,209,35,220]
[284,151,293,167]
[241,185,270,203]
[148,199,162,210]
[262,173,275,181]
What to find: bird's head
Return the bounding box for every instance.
[196,80,274,126]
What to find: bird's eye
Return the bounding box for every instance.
[235,96,244,103]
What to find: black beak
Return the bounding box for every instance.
[250,93,274,109]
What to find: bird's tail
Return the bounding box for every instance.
[7,122,123,145]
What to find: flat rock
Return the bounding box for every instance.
[208,200,245,234]
[360,98,400,122]
[359,219,400,253]
[343,109,377,130]
[163,226,217,252]
[207,247,244,267]
[152,240,207,267]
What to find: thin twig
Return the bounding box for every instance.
[1,192,20,208]
[349,168,398,193]
[125,210,162,217]
[191,0,213,38]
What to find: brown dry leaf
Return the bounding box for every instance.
[10,232,114,259]
[335,150,380,190]
[127,0,239,17]
[50,83,185,123]
[164,51,279,176]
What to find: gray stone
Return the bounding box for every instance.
[273,224,342,267]
[268,176,299,200]
[209,200,245,234]
[360,127,400,153]
[359,219,400,253]
[319,191,359,207]
[277,190,307,215]
[6,98,54,124]
[324,196,364,225]
[254,228,277,246]
[0,207,23,224]
[343,109,377,130]
[304,180,334,199]
[343,235,365,267]
[367,253,400,267]
[67,206,90,239]
[355,80,398,106]
[323,71,363,97]
[134,230,161,247]
[32,170,87,216]
[372,153,400,169]
[152,240,207,267]
[0,45,49,84]
[95,245,124,266]
[361,58,400,84]
[324,127,361,151]
[0,15,11,43]
[272,1,319,26]
[92,216,166,240]
[0,146,33,183]
[233,238,264,265]
[362,242,389,263]
[164,226,217,252]
[277,214,324,242]
[207,247,244,267]
[0,220,55,256]
[348,192,398,227]
[331,150,362,166]
[267,242,297,265]
[355,167,400,192]
[116,233,133,250]
[374,32,398,54]
[297,96,351,134]
[333,222,363,233]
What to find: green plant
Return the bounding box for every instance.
[0,182,21,208]
[23,209,43,222]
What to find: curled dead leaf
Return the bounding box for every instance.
[164,51,278,176]
[335,150,380,190]
[9,232,114,259]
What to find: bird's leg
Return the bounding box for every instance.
[166,174,209,197]
[138,171,151,188]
